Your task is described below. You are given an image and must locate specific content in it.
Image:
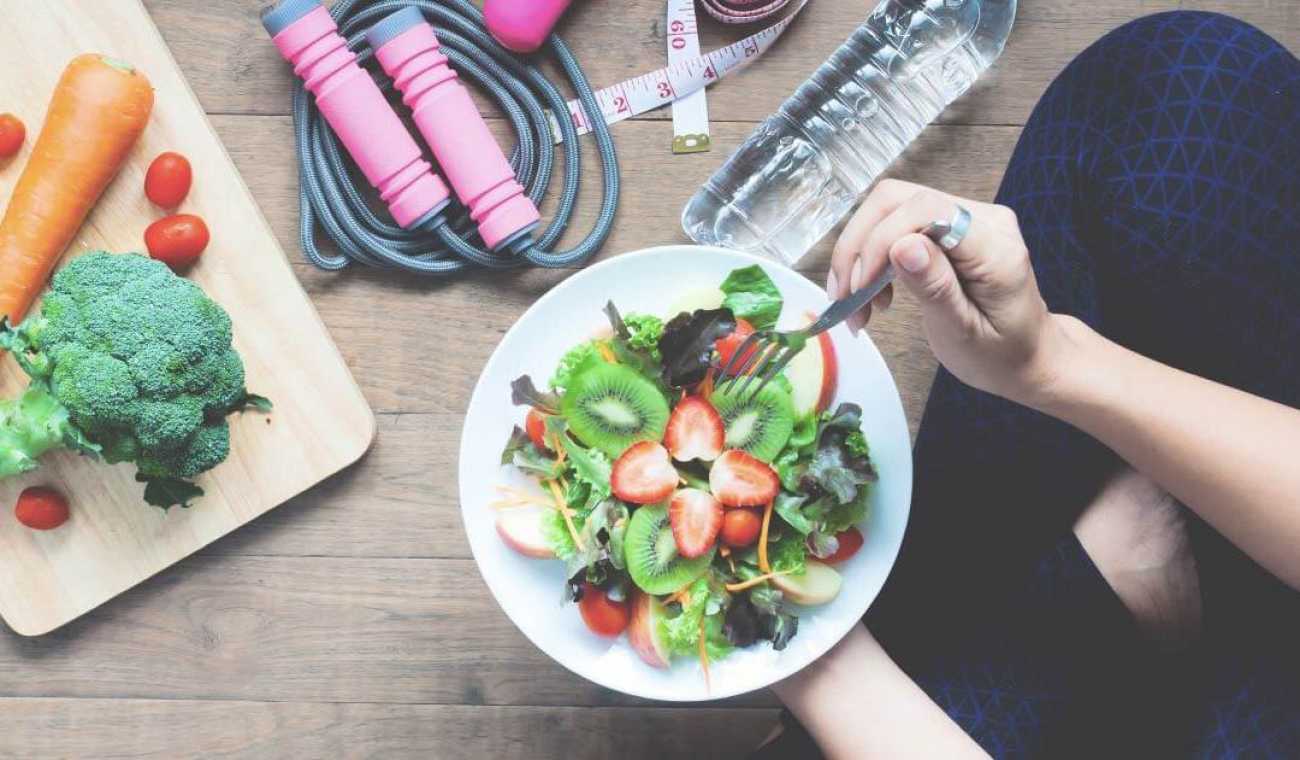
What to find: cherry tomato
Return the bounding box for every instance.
[144,151,193,207]
[720,507,762,548]
[145,213,210,271]
[715,318,757,371]
[0,113,25,158]
[823,527,864,564]
[525,408,550,451]
[578,582,630,637]
[14,486,70,530]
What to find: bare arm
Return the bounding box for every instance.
[829,178,1300,590]
[772,624,989,760]
[1032,316,1300,589]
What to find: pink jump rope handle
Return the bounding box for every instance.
[262,0,450,229]
[483,0,575,54]
[369,9,541,251]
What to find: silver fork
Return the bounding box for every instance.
[716,214,966,402]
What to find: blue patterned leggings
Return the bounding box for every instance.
[760,11,1300,759]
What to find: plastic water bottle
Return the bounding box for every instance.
[682,0,1016,264]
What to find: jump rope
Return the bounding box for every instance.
[262,0,619,275]
[262,0,798,276]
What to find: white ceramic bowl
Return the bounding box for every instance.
[459,245,912,701]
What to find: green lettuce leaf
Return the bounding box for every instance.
[660,576,731,659]
[720,265,783,330]
[501,426,564,479]
[540,509,577,560]
[549,342,604,392]
[768,532,807,575]
[623,312,664,359]
[773,411,818,491]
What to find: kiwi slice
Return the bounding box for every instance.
[625,504,714,595]
[561,363,670,458]
[710,382,795,462]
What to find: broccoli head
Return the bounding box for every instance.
[0,252,270,508]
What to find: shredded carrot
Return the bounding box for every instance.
[597,342,617,363]
[697,369,715,399]
[698,615,711,693]
[719,545,731,558]
[665,587,692,606]
[725,570,791,593]
[758,500,774,573]
[546,479,585,551]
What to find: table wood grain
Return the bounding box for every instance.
[2,1,1295,757]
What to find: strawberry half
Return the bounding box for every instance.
[709,449,779,507]
[669,488,723,558]
[611,441,679,504]
[663,395,724,462]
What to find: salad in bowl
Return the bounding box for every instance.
[491,263,879,679]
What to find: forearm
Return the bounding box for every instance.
[772,624,989,760]
[1032,316,1300,589]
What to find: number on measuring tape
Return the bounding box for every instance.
[551,0,810,145]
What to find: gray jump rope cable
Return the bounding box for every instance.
[291,0,621,275]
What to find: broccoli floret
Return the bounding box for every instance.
[0,252,270,508]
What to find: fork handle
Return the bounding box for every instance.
[806,263,896,335]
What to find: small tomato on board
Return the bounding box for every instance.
[14,486,70,530]
[144,151,193,207]
[823,527,864,564]
[578,583,630,637]
[0,113,25,158]
[145,213,209,271]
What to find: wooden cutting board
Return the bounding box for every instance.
[0,0,375,635]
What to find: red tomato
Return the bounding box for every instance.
[715,318,757,371]
[14,486,70,530]
[720,507,762,548]
[144,151,193,207]
[525,408,549,451]
[578,583,630,637]
[823,527,864,564]
[0,113,25,158]
[145,213,210,271]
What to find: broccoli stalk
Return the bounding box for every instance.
[0,252,270,508]
[0,384,90,477]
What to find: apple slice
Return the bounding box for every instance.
[666,286,725,317]
[495,507,556,559]
[770,560,843,606]
[627,591,672,668]
[787,311,838,417]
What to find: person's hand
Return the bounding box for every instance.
[827,179,1073,406]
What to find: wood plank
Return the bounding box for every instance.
[150,0,1250,128]
[0,0,373,637]
[0,555,780,708]
[0,699,780,760]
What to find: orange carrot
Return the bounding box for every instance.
[0,54,153,326]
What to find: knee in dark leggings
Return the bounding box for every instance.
[1063,11,1295,98]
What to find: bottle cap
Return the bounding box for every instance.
[260,0,323,37]
[365,7,429,51]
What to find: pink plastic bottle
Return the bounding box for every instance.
[483,0,575,54]
[368,8,541,251]
[261,0,450,229]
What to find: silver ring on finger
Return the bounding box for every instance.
[922,204,972,252]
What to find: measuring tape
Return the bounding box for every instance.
[667,0,710,153]
[554,0,809,145]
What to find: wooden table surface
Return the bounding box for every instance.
[2,1,1296,757]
